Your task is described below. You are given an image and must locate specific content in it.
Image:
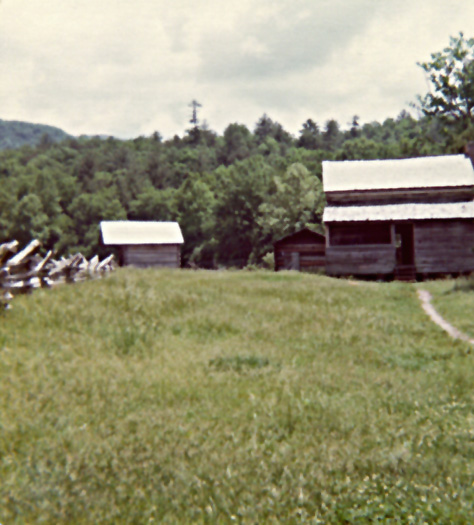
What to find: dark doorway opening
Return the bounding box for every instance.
[395,223,415,266]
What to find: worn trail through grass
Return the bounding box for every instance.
[417,289,474,344]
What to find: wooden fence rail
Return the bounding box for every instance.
[0,240,115,309]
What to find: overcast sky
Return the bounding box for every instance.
[1,0,474,139]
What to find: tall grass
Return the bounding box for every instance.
[1,269,473,522]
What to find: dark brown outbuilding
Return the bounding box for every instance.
[100,221,184,268]
[322,153,474,280]
[274,228,325,271]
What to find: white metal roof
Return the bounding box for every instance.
[323,201,474,222]
[323,155,474,192]
[100,221,184,245]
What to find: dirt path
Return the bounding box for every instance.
[417,289,474,344]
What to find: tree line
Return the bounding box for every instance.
[0,34,473,267]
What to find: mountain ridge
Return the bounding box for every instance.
[0,119,72,150]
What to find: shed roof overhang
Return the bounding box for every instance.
[323,201,474,223]
[100,221,184,245]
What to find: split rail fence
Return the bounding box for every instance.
[1,239,115,309]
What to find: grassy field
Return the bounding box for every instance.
[423,277,474,340]
[1,269,474,523]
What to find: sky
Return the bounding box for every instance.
[1,0,474,140]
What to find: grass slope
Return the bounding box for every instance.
[1,270,473,523]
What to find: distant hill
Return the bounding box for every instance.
[0,119,71,150]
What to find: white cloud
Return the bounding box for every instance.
[1,0,474,138]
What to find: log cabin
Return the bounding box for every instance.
[274,228,325,271]
[100,221,184,268]
[322,153,474,280]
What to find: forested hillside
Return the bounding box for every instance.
[1,34,473,267]
[0,119,71,150]
[0,111,471,268]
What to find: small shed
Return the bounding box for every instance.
[322,154,474,279]
[274,228,326,271]
[100,221,184,268]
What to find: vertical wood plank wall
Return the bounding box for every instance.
[325,219,474,276]
[325,223,395,275]
[414,220,474,274]
[325,245,396,275]
[122,244,181,268]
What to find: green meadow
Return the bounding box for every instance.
[1,269,474,523]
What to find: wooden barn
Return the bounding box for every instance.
[322,153,474,280]
[100,221,184,268]
[274,228,326,271]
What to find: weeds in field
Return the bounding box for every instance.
[209,355,271,372]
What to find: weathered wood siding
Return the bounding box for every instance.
[275,243,325,271]
[325,245,396,275]
[122,244,181,268]
[325,219,474,276]
[274,229,325,271]
[414,220,474,274]
[325,222,395,275]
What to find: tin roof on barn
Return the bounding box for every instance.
[323,154,474,193]
[323,201,474,222]
[100,221,184,245]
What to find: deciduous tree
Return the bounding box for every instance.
[416,33,474,130]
